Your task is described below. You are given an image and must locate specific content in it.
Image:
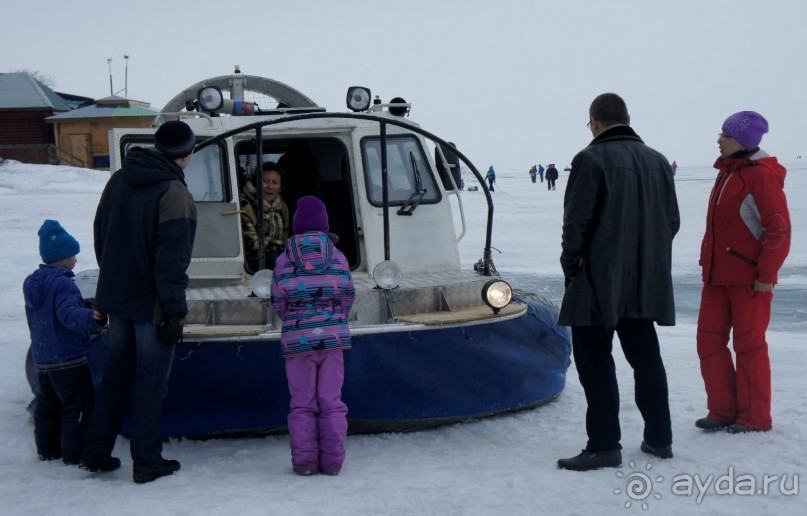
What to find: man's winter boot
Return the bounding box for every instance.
[79,456,121,472]
[640,441,673,459]
[133,459,181,484]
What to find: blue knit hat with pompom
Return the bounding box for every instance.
[38,219,80,264]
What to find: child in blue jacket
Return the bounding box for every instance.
[23,220,105,464]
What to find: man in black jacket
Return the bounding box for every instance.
[545,163,559,190]
[557,93,679,471]
[80,121,197,483]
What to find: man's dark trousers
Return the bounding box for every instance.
[572,319,672,452]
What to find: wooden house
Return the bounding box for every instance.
[47,96,159,169]
[0,72,87,164]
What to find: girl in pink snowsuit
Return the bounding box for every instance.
[271,196,355,475]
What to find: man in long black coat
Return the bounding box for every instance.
[557,93,679,471]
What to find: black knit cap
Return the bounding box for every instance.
[155,121,196,159]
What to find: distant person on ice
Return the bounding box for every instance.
[557,93,679,471]
[529,165,537,183]
[486,166,496,191]
[23,220,106,465]
[545,164,559,190]
[538,163,545,182]
[671,160,678,176]
[695,111,791,434]
[272,196,356,476]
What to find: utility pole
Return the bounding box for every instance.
[107,58,113,96]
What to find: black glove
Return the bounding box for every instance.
[157,313,184,345]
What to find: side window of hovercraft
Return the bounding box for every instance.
[361,135,441,207]
[121,140,228,202]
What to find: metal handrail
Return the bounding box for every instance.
[190,112,497,276]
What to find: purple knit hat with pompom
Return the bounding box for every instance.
[293,195,329,234]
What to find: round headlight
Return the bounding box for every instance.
[482,279,512,313]
[346,86,371,112]
[251,269,274,299]
[198,86,224,112]
[373,260,402,290]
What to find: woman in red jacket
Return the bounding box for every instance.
[697,111,791,434]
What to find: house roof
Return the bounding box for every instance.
[0,72,74,111]
[56,91,95,110]
[46,95,159,120]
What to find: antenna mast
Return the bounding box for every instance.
[107,58,113,96]
[124,54,129,97]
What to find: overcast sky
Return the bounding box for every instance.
[3,0,806,170]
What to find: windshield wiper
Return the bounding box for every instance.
[397,152,427,216]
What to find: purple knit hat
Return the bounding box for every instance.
[293,195,329,234]
[722,111,768,150]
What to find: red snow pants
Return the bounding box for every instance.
[696,284,773,430]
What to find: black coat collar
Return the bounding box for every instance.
[591,125,642,145]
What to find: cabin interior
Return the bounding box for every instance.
[233,137,360,271]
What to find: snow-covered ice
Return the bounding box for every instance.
[0,158,804,515]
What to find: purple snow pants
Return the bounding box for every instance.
[285,349,348,474]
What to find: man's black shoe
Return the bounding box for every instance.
[133,459,181,484]
[557,449,622,471]
[79,456,121,472]
[640,441,673,459]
